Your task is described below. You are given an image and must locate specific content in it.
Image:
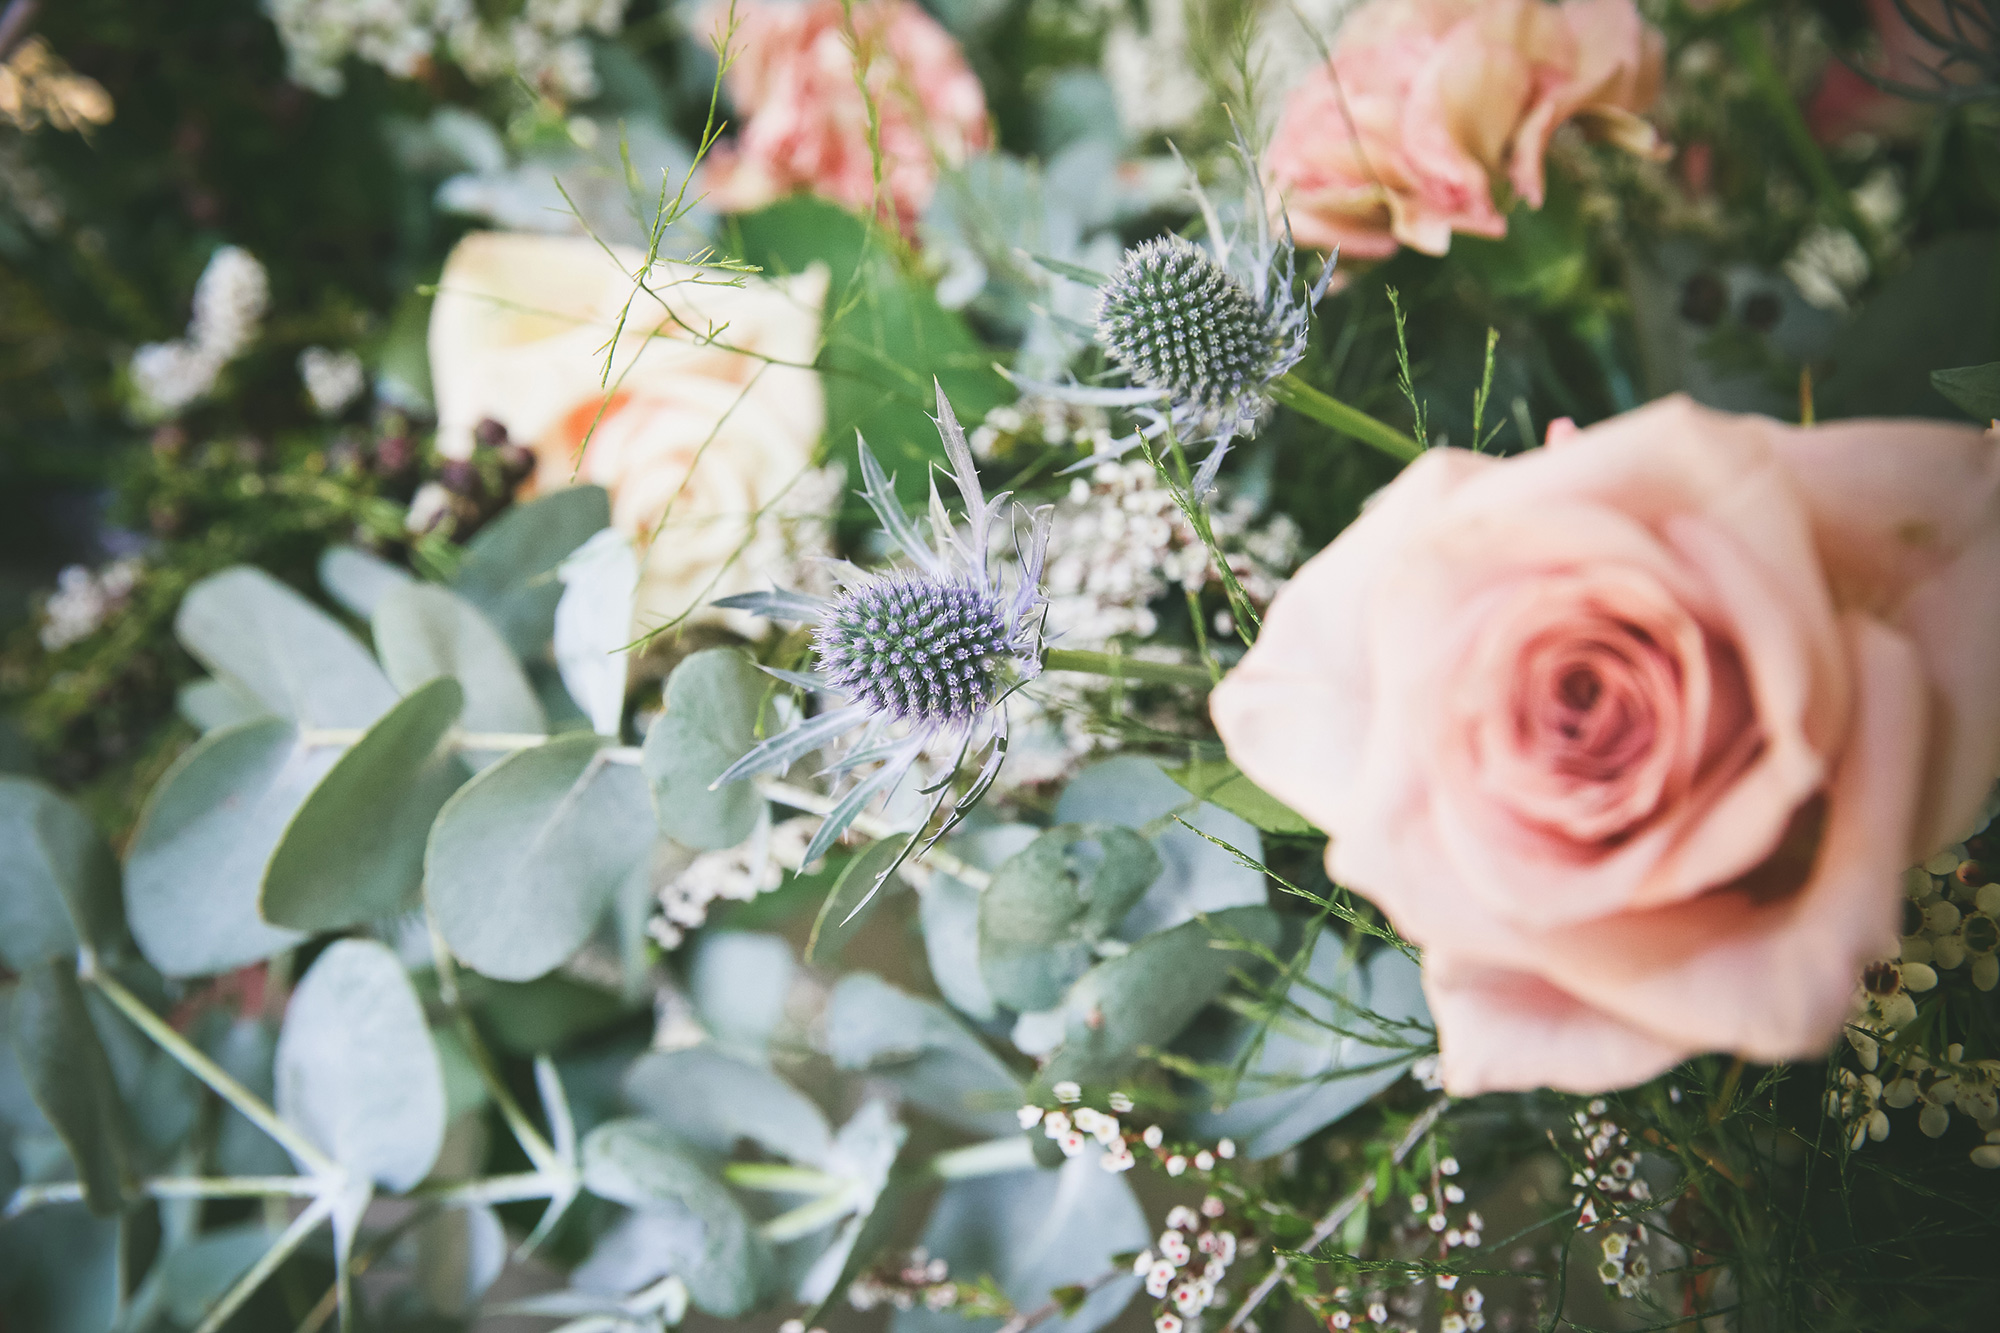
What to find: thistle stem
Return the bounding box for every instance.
[1270,372,1423,463]
[1044,648,1216,691]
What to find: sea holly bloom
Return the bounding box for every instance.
[712,383,1051,905]
[1022,137,1333,497]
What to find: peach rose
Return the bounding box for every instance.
[1266,0,1663,258]
[428,231,833,631]
[1213,397,2000,1095]
[702,0,990,235]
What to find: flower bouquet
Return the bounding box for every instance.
[4,1,2000,1331]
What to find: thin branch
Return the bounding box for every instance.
[86,965,341,1180]
[1225,1095,1451,1330]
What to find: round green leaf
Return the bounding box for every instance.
[826,974,1022,1137]
[274,939,445,1190]
[371,583,546,743]
[0,777,124,971]
[452,485,612,659]
[174,566,396,730]
[425,734,654,981]
[262,677,467,932]
[977,825,1159,1012]
[1041,905,1279,1088]
[641,649,766,851]
[10,961,136,1214]
[124,719,317,978]
[580,1117,769,1316]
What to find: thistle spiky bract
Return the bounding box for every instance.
[711,382,1051,919]
[1017,132,1334,497]
[1096,235,1285,435]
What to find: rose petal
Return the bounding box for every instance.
[1769,417,2000,852]
[1424,956,1694,1096]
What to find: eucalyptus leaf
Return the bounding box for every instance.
[580,1117,770,1316]
[0,776,124,970]
[11,960,135,1213]
[175,677,270,733]
[641,649,766,851]
[1054,757,1267,938]
[978,825,1159,1012]
[123,718,318,978]
[554,528,638,737]
[826,974,1023,1136]
[1191,939,1432,1159]
[1932,362,2000,421]
[896,1149,1146,1333]
[623,1045,833,1167]
[688,931,796,1060]
[274,938,446,1190]
[174,566,397,729]
[1041,905,1279,1088]
[922,824,1037,1024]
[319,544,414,620]
[262,677,468,932]
[453,485,613,659]
[1164,758,1316,837]
[0,1202,120,1333]
[805,836,910,965]
[426,733,653,981]
[412,1204,507,1316]
[159,1223,277,1327]
[371,583,547,742]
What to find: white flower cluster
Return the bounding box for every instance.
[1018,1085,1238,1181]
[130,246,268,419]
[1042,458,1301,645]
[647,815,820,949]
[1132,1199,1238,1333]
[264,0,626,100]
[298,346,367,416]
[1834,1035,2000,1166]
[1567,1101,1652,1301]
[1783,224,1870,312]
[39,558,142,652]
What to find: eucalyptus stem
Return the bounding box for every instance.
[1270,372,1424,463]
[86,965,341,1180]
[192,1192,335,1333]
[1044,648,1216,691]
[4,1175,320,1218]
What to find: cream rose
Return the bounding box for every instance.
[428,232,832,631]
[1213,397,2000,1095]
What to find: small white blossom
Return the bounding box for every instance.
[39,558,142,652]
[298,346,366,416]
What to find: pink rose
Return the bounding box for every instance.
[1212,397,2000,1095]
[1266,0,1663,258]
[703,0,990,235]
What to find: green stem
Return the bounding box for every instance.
[1725,12,1864,239]
[87,966,341,1180]
[5,1175,320,1218]
[192,1192,335,1333]
[1044,648,1216,691]
[1270,372,1423,463]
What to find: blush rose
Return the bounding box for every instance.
[1265,0,1664,259]
[701,0,990,235]
[1212,397,2000,1095]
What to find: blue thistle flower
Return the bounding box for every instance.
[711,382,1051,913]
[1018,135,1333,496]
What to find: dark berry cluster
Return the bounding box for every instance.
[1095,236,1280,417]
[815,574,1013,727]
